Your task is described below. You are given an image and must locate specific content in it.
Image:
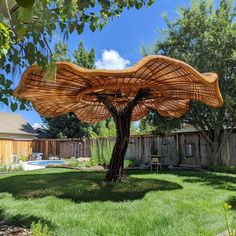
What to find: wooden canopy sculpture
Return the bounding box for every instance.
[14,55,223,181]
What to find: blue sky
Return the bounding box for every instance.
[6,0,192,127]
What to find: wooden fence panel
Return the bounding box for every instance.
[33,139,92,159]
[0,140,33,164]
[222,132,236,166]
[0,140,13,164]
[13,140,33,158]
[229,133,236,165]
[32,135,188,165]
[125,136,143,162]
[1,131,235,166]
[163,135,178,165]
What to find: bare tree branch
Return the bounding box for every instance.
[124,90,148,114]
[216,124,236,157]
[97,95,118,118]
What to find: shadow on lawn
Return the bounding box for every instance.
[165,170,236,191]
[227,196,236,211]
[0,208,53,229]
[0,171,182,203]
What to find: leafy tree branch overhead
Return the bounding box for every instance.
[0,0,155,111]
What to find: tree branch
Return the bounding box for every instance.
[97,95,118,118]
[124,90,148,114]
[4,0,15,32]
[193,123,213,146]
[216,124,235,157]
[189,110,213,145]
[43,36,53,57]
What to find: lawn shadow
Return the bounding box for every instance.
[0,171,182,203]
[227,196,236,211]
[164,170,236,191]
[0,208,53,229]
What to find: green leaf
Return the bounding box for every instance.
[1,97,9,106]
[16,0,35,8]
[148,0,155,7]
[25,42,35,64]
[18,7,33,23]
[20,102,26,110]
[77,23,84,35]
[11,102,18,112]
[59,21,66,32]
[5,80,13,89]
[2,48,8,55]
[17,27,26,41]
[89,23,96,32]
[69,23,75,33]
[135,1,143,9]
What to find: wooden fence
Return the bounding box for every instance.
[0,139,33,164]
[32,132,236,166]
[31,135,178,165]
[0,131,235,166]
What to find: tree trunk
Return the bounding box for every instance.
[211,128,221,165]
[98,90,147,182]
[212,141,221,165]
[106,112,131,181]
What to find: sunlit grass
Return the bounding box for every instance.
[0,169,235,236]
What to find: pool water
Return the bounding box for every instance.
[27,160,65,166]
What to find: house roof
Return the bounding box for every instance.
[0,112,37,136]
[35,128,48,133]
[171,124,197,134]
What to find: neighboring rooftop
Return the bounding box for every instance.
[0,112,37,136]
[171,124,197,134]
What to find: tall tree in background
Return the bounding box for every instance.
[143,0,236,164]
[0,0,154,111]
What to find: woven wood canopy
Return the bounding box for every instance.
[14,55,223,123]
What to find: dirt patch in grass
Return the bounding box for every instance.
[0,221,30,235]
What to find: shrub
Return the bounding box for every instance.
[124,159,139,168]
[0,165,8,172]
[30,222,51,236]
[66,159,79,168]
[90,143,99,165]
[0,164,23,173]
[19,155,28,162]
[86,158,98,167]
[90,139,114,166]
[206,165,236,174]
[222,203,235,236]
[11,164,24,172]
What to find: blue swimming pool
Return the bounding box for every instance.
[27,160,65,166]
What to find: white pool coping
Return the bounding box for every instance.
[20,161,45,171]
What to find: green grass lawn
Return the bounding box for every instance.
[0,168,235,235]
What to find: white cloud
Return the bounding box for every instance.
[32,123,44,129]
[95,50,130,70]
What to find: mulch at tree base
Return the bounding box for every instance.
[0,221,30,236]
